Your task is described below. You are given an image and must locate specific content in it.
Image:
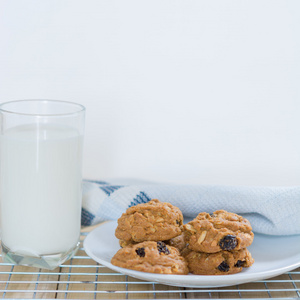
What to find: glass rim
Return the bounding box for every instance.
[0,99,85,117]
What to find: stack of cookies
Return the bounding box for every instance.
[183,210,255,275]
[111,199,189,274]
[111,199,254,275]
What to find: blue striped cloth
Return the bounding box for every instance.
[81,179,300,236]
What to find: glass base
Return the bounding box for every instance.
[1,241,80,270]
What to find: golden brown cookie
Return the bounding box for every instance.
[183,210,254,253]
[120,232,187,252]
[115,199,183,243]
[184,248,254,275]
[111,241,189,274]
[165,232,187,253]
[119,239,134,248]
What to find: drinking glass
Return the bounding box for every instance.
[0,100,85,269]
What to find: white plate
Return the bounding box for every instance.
[83,221,300,288]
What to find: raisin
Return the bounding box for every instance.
[218,261,230,272]
[234,260,245,268]
[176,220,180,225]
[135,247,145,257]
[157,241,170,255]
[219,235,238,251]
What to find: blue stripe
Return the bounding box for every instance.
[99,185,123,196]
[81,208,95,226]
[85,179,108,185]
[129,191,151,207]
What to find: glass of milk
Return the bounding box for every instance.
[0,100,85,269]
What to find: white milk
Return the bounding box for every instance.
[0,123,83,256]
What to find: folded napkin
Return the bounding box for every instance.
[81,179,300,236]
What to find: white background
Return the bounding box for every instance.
[0,0,299,186]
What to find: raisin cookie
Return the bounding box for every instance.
[183,210,254,253]
[184,248,254,275]
[120,233,187,252]
[115,199,183,243]
[119,239,135,248]
[111,241,189,274]
[165,233,187,253]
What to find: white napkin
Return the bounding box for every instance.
[81,179,300,235]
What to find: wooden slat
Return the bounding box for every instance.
[56,245,96,299]
[267,273,299,298]
[153,283,184,299]
[0,262,14,299]
[127,277,159,300]
[95,267,127,300]
[233,281,269,299]
[3,265,38,299]
[33,267,61,299]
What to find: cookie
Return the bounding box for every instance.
[119,239,135,248]
[183,210,254,253]
[115,199,183,243]
[120,233,187,252]
[165,233,187,253]
[111,241,189,274]
[184,248,254,275]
